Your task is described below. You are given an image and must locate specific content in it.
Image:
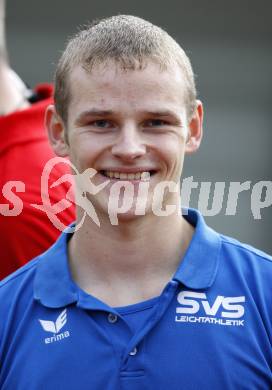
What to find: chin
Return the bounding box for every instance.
[82,189,155,226]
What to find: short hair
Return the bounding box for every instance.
[54,15,197,123]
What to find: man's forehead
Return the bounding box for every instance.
[68,62,187,108]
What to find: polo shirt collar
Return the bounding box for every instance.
[173,208,221,290]
[34,226,116,311]
[33,226,78,308]
[34,209,221,308]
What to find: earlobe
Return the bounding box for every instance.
[45,105,69,157]
[185,100,204,154]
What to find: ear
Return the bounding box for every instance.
[185,100,204,154]
[45,105,69,157]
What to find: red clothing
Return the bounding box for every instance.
[0,84,75,279]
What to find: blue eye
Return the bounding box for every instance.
[92,120,112,128]
[145,119,168,127]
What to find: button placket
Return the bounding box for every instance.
[121,280,179,365]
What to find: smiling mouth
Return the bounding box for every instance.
[100,170,156,181]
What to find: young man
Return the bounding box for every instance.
[0,15,271,389]
[0,0,75,279]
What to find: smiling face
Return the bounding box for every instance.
[47,61,203,223]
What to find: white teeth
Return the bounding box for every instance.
[141,172,150,181]
[103,171,152,181]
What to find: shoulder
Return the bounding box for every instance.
[0,256,41,360]
[0,256,40,298]
[216,233,272,295]
[219,233,272,265]
[0,250,49,315]
[0,254,44,333]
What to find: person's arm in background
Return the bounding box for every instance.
[0,0,30,115]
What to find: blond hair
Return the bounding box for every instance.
[54,15,197,122]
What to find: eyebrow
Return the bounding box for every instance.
[144,110,180,118]
[74,108,182,124]
[144,110,184,125]
[75,110,114,124]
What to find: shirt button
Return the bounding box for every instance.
[107,313,118,323]
[129,347,138,356]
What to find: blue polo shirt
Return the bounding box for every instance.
[0,209,271,389]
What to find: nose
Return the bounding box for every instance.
[111,123,146,161]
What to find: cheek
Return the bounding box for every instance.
[69,136,102,163]
[156,136,186,163]
[161,142,186,180]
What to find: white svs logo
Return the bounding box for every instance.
[175,291,245,327]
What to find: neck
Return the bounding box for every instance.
[68,211,194,306]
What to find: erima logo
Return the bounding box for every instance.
[39,309,70,344]
[175,291,245,326]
